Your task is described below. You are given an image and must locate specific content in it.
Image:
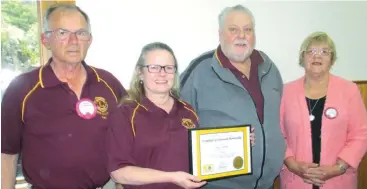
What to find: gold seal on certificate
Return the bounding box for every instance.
[188,125,252,181]
[233,156,244,169]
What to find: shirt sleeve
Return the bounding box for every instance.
[280,95,294,160]
[106,104,136,173]
[1,75,28,154]
[337,84,367,169]
[279,90,294,171]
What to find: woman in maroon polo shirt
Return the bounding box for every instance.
[106,42,207,189]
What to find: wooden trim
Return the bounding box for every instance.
[37,1,48,66]
[273,176,280,189]
[354,80,367,109]
[354,80,367,189]
[353,80,367,84]
[37,0,76,65]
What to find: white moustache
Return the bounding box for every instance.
[234,40,248,45]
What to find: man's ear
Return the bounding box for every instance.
[88,35,93,46]
[41,33,51,49]
[218,29,224,42]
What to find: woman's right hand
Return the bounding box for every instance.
[171,171,207,189]
[290,161,318,177]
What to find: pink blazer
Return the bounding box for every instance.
[280,74,367,189]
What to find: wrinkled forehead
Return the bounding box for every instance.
[48,9,88,31]
[224,11,253,28]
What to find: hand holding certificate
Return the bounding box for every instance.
[188,125,252,181]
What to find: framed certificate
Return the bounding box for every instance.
[188,125,252,181]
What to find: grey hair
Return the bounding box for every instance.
[299,31,337,66]
[121,42,180,104]
[42,4,91,32]
[218,5,255,30]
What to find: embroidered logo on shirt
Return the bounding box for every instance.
[182,118,195,129]
[94,96,109,119]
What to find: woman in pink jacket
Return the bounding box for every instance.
[280,31,367,189]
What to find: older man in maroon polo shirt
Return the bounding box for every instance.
[1,4,126,189]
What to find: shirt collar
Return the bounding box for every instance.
[38,58,100,88]
[136,95,188,115]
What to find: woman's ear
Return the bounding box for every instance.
[137,67,144,81]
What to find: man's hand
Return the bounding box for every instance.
[1,153,18,189]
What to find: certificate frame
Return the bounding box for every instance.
[188,125,253,181]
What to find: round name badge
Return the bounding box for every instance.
[324,107,338,119]
[75,98,97,120]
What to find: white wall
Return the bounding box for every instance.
[77,0,367,87]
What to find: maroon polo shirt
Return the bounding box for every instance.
[107,97,199,189]
[1,58,126,189]
[216,46,265,124]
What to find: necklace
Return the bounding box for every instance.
[307,98,320,121]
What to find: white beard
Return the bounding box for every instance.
[222,45,254,62]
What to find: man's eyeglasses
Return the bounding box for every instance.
[142,64,176,74]
[45,28,91,41]
[304,48,332,56]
